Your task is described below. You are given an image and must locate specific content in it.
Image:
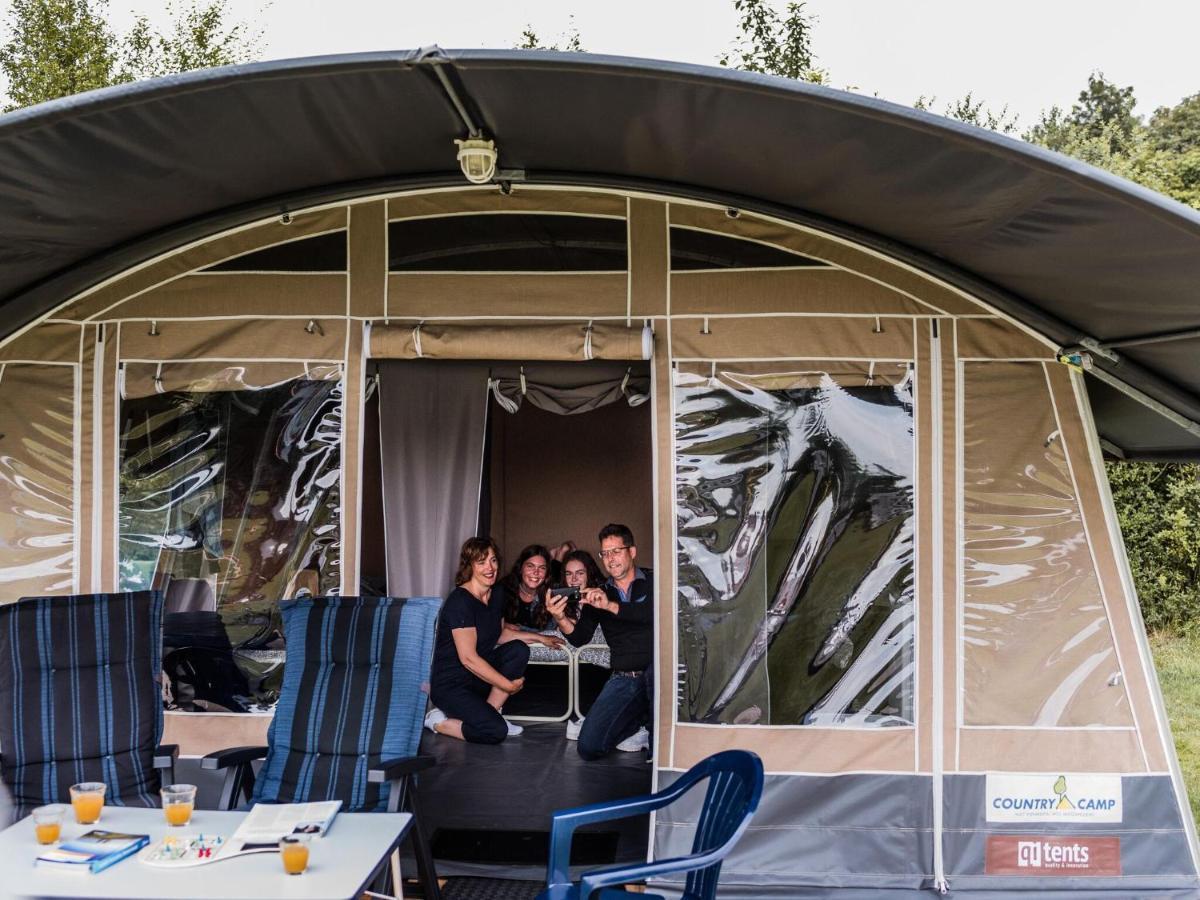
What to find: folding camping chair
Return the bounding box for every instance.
[0,592,179,821]
[537,749,763,900]
[202,595,442,900]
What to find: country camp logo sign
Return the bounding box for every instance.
[985,773,1123,824]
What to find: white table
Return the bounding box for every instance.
[0,806,413,900]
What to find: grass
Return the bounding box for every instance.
[1150,631,1200,824]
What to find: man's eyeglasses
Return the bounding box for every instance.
[598,546,630,560]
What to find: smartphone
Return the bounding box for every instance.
[549,586,581,618]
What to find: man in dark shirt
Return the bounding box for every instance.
[548,523,653,760]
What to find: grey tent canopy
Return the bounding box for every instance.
[1,48,1200,454]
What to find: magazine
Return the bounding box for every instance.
[37,830,150,874]
[229,801,341,849]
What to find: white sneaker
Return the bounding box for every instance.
[424,707,446,734]
[505,718,524,737]
[615,726,649,752]
[565,716,584,741]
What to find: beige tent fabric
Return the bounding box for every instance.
[671,269,934,317]
[103,273,348,321]
[369,321,649,361]
[960,361,1132,728]
[340,324,367,595]
[674,359,911,387]
[122,361,341,399]
[672,723,916,773]
[387,188,626,221]
[1049,366,1168,771]
[118,318,348,362]
[56,207,347,322]
[0,363,77,600]
[349,200,387,319]
[915,324,935,774]
[669,204,989,317]
[0,322,84,363]
[651,334,676,768]
[958,728,1147,773]
[98,333,119,591]
[385,272,627,319]
[629,198,668,318]
[940,321,958,762]
[78,328,97,592]
[670,315,915,360]
[956,316,1053,359]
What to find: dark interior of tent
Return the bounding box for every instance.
[358,357,655,876]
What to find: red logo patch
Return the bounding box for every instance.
[985,835,1121,876]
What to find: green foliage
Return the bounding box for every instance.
[1,0,264,111]
[1025,72,1198,210]
[1149,632,1200,822]
[0,0,117,109]
[914,91,1019,134]
[1107,463,1200,634]
[120,1,264,83]
[515,16,585,52]
[719,0,826,84]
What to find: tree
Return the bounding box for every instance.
[719,0,826,84]
[0,0,263,111]
[515,16,585,52]
[915,91,1019,135]
[0,0,116,109]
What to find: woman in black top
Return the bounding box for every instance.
[500,544,566,649]
[426,537,532,744]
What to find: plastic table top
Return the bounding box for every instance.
[0,806,413,900]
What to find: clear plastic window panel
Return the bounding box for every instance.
[675,363,915,726]
[0,363,76,599]
[118,364,342,712]
[961,362,1131,726]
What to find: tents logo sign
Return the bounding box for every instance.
[986,836,1121,876]
[986,773,1122,823]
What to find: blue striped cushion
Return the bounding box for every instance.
[254,595,441,811]
[0,592,164,817]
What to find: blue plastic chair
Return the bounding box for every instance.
[537,749,764,900]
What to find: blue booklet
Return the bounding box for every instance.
[36,829,150,873]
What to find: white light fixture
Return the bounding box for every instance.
[454,137,498,184]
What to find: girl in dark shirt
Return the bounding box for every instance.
[499,544,566,649]
[426,538,532,744]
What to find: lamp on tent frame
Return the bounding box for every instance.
[454,136,498,184]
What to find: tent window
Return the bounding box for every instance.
[961,362,1132,727]
[674,364,914,726]
[388,214,627,271]
[669,227,827,270]
[117,365,342,713]
[205,232,347,272]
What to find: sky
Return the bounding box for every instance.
[96,0,1200,131]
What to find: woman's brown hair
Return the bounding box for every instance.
[455,537,501,587]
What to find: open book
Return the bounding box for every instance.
[229,801,342,849]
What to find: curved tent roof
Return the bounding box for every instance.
[2,48,1199,458]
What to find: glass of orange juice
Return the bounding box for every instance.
[279,836,310,875]
[161,784,197,827]
[32,804,66,844]
[69,782,106,825]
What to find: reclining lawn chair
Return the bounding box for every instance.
[0,591,178,822]
[537,749,763,900]
[202,595,442,900]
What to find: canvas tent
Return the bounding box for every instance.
[1,48,1200,896]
